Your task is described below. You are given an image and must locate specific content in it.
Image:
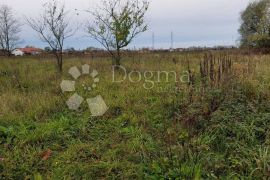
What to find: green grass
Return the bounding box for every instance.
[0,52,270,179]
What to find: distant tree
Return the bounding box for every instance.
[67,47,75,52]
[44,46,51,52]
[25,45,35,48]
[0,5,21,56]
[26,0,75,72]
[86,0,149,66]
[65,47,76,53]
[85,46,102,51]
[239,0,270,48]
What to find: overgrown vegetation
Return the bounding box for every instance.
[0,51,270,179]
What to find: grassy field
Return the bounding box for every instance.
[1,51,270,179]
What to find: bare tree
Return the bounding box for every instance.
[0,5,21,56]
[26,0,75,72]
[86,0,149,66]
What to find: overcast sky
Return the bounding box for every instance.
[0,0,250,49]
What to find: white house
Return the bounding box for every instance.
[11,47,43,56]
[12,49,24,56]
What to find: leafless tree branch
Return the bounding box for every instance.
[26,0,76,72]
[0,5,21,56]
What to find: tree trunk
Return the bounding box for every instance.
[59,52,63,73]
[7,50,12,57]
[115,56,121,66]
[54,51,63,73]
[115,48,121,66]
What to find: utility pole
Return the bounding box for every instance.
[152,32,155,50]
[170,31,174,52]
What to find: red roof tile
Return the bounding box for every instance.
[18,48,42,53]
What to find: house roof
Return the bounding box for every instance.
[18,48,43,53]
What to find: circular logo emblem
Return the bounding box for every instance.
[60,64,108,116]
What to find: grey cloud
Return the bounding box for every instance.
[0,0,250,48]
